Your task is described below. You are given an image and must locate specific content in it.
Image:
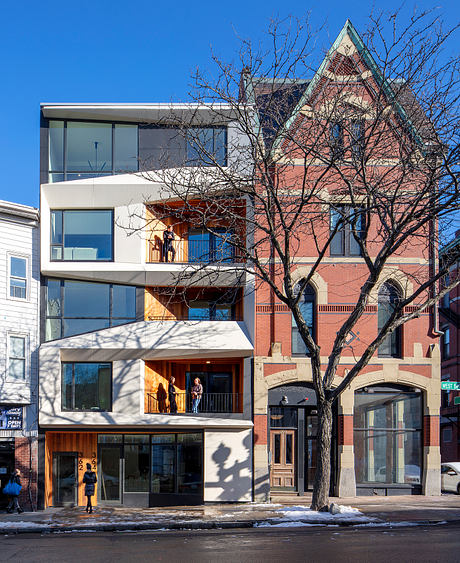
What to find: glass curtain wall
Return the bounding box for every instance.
[354,386,422,486]
[45,278,137,340]
[51,210,113,261]
[98,433,203,500]
[48,121,138,181]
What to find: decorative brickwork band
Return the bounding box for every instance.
[338,414,354,446]
[423,415,440,447]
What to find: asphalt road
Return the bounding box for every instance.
[1,523,459,563]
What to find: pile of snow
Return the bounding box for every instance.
[256,504,372,527]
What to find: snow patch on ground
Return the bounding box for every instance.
[274,505,371,522]
[255,521,323,528]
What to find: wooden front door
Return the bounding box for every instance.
[270,429,296,489]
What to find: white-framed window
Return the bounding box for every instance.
[7,334,27,380]
[8,253,29,300]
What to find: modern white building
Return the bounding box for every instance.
[0,200,39,510]
[38,104,255,507]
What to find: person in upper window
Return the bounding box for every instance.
[163,225,176,262]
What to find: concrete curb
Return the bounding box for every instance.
[3,517,459,535]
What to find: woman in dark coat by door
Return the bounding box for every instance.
[83,463,97,513]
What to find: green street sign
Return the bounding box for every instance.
[454,397,460,405]
[441,381,460,391]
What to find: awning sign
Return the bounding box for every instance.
[0,407,23,429]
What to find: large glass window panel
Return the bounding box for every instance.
[188,301,211,320]
[63,318,110,338]
[124,435,150,492]
[45,278,137,341]
[49,121,64,171]
[269,407,298,428]
[151,443,175,493]
[214,304,232,320]
[62,363,111,411]
[63,210,113,261]
[46,280,61,316]
[63,280,110,318]
[45,319,61,341]
[177,434,203,494]
[114,124,138,171]
[186,127,227,166]
[61,363,73,410]
[112,285,136,318]
[51,211,63,245]
[354,388,422,486]
[66,122,112,172]
[188,229,210,262]
[214,128,227,166]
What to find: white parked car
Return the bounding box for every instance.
[441,462,460,494]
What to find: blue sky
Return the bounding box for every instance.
[0,0,458,217]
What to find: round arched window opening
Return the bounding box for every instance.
[378,282,402,357]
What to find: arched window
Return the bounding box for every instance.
[292,283,316,356]
[378,282,401,357]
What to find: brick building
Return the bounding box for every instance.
[440,231,460,462]
[244,21,441,499]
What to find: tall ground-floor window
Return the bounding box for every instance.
[354,385,422,489]
[98,432,203,505]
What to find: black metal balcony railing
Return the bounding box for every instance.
[146,392,242,414]
[148,238,244,264]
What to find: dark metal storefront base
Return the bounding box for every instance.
[149,493,203,506]
[357,485,422,496]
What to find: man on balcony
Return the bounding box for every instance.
[163,225,176,262]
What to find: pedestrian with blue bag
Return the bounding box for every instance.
[3,468,23,514]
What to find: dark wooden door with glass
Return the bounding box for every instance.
[270,430,296,489]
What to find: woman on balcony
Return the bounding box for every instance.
[163,225,176,262]
[168,376,178,414]
[191,378,203,413]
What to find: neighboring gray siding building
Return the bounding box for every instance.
[0,200,39,510]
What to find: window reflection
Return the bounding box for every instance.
[62,362,111,411]
[48,120,138,181]
[51,210,113,261]
[45,278,137,340]
[354,387,422,486]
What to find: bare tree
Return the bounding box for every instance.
[129,12,460,510]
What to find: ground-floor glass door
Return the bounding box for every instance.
[53,452,78,506]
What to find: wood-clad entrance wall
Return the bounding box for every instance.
[45,432,97,508]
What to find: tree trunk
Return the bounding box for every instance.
[310,399,333,511]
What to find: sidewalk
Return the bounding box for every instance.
[0,495,459,534]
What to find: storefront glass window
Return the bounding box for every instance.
[354,387,422,486]
[124,435,149,492]
[177,433,203,494]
